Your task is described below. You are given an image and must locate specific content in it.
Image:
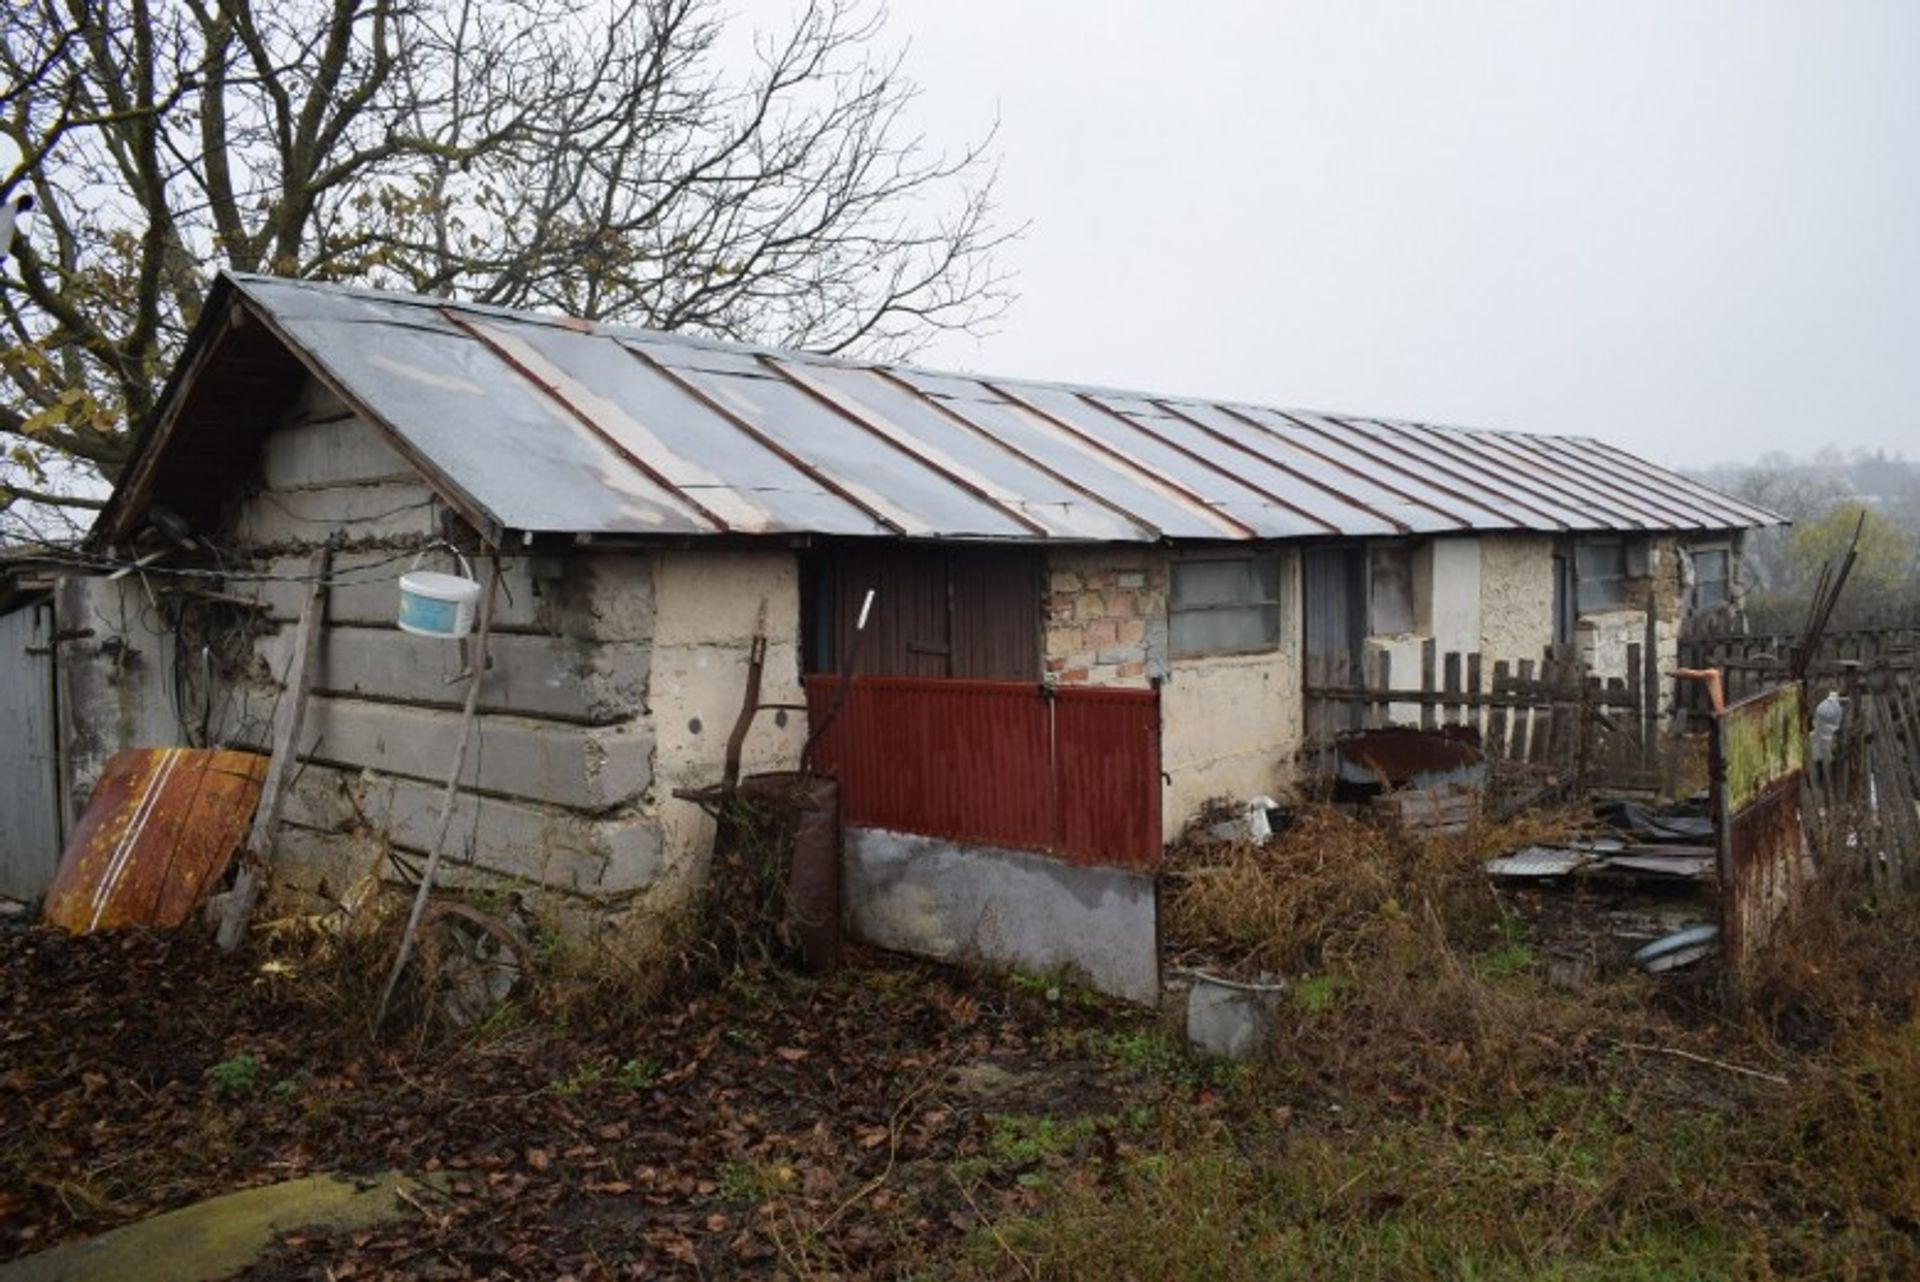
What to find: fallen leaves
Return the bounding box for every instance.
[0,925,1157,1279]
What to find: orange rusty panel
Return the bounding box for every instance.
[44,748,269,934]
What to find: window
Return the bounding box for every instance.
[1171,555,1281,657]
[1368,544,1415,635]
[1693,548,1730,610]
[1574,540,1628,613]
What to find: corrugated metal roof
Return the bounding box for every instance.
[217,272,1783,542]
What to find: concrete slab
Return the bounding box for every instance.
[254,551,550,632]
[256,625,649,724]
[844,828,1160,1004]
[234,481,441,548]
[0,1171,434,1282]
[297,696,652,810]
[261,412,415,490]
[281,764,661,892]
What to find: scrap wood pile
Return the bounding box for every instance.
[0,926,1152,1278]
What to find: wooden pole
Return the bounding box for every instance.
[217,547,330,952]
[376,555,501,1031]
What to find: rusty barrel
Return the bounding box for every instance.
[736,771,843,973]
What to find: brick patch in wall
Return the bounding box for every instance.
[1044,557,1167,688]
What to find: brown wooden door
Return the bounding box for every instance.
[814,544,1041,681]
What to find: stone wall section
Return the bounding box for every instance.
[1041,547,1169,688]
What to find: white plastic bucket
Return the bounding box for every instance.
[398,551,481,638]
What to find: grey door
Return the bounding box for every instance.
[0,599,62,901]
[1303,545,1368,744]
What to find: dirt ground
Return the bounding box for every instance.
[0,925,1177,1279]
[3,858,1916,1280]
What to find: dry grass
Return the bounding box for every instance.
[1162,801,1591,976]
[944,798,1920,1280]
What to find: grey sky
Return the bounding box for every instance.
[741,0,1920,468]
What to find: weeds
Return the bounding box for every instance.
[551,1063,603,1097]
[613,1056,660,1090]
[940,804,1920,1280]
[206,1052,263,1096]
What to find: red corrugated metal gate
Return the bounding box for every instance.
[803,676,1163,870]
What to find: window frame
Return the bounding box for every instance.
[1169,551,1285,659]
[1573,538,1630,615]
[1692,544,1732,611]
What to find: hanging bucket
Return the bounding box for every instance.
[398,550,481,638]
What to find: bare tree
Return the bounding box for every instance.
[0,0,1013,533]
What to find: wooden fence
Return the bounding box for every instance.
[1305,638,1671,795]
[1804,661,1920,898]
[1677,627,1920,715]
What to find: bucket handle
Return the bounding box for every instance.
[409,544,475,581]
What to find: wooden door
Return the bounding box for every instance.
[1303,545,1368,743]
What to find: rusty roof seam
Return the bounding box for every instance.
[863,367,1165,541]
[1479,426,1706,530]
[1150,399,1410,535]
[620,341,907,536]
[443,311,731,534]
[1074,392,1344,536]
[1271,410,1521,527]
[1336,415,1576,530]
[1560,435,1773,529]
[981,381,1258,539]
[1208,403,1476,529]
[1384,417,1659,530]
[755,356,1049,538]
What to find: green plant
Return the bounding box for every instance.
[714,1158,793,1203]
[268,1070,311,1100]
[1291,973,1352,1015]
[615,1056,661,1090]
[207,1052,264,1096]
[1477,943,1536,979]
[553,1062,604,1097]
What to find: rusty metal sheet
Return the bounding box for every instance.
[803,675,1162,870]
[44,748,268,933]
[107,272,1785,547]
[1713,684,1808,984]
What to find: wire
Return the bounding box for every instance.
[7,536,472,587]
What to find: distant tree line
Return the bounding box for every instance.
[1688,447,1920,632]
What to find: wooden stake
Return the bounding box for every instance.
[376,555,501,1031]
[217,547,330,952]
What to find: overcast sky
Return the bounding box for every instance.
[741,0,1920,469]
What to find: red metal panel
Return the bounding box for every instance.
[806,676,1052,851]
[804,676,1162,871]
[1052,687,1163,870]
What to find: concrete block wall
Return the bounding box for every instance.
[51,575,184,825]
[205,378,680,911]
[645,548,808,907]
[1042,547,1169,687]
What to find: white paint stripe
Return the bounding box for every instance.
[88,748,183,931]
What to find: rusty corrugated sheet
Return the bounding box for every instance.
[803,676,1162,870]
[1052,687,1162,868]
[1713,685,1808,983]
[43,748,268,933]
[105,272,1786,547]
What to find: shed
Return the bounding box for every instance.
[6,272,1781,997]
